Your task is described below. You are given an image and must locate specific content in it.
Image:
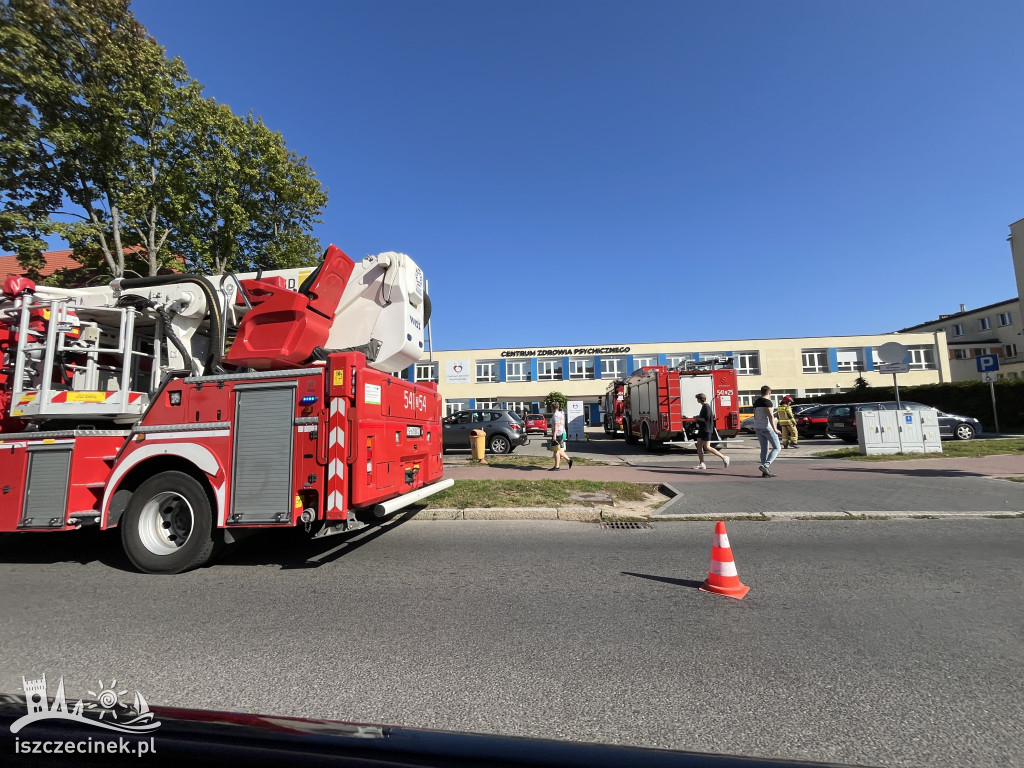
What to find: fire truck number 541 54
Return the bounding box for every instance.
[404,391,429,412]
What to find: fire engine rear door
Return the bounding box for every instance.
[677,375,713,419]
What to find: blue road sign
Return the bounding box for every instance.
[976,354,1000,373]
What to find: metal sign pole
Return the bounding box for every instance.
[990,379,1000,433]
[893,373,901,410]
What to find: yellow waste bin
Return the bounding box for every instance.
[469,429,487,462]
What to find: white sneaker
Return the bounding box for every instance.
[694,463,707,470]
[722,456,731,469]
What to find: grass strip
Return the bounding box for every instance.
[420,479,660,509]
[813,438,1024,461]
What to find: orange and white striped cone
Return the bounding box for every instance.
[700,520,750,599]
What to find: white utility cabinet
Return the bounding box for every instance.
[857,407,943,455]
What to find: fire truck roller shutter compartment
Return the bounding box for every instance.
[230,384,296,524]
[20,445,72,529]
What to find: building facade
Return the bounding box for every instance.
[899,298,1023,381]
[409,332,950,417]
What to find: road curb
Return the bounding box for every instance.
[412,507,1022,522]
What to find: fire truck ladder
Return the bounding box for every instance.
[5,295,161,423]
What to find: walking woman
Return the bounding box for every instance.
[549,405,574,470]
[693,393,730,470]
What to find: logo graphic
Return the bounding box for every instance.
[11,675,161,734]
[452,364,463,373]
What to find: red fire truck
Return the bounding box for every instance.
[601,379,625,435]
[621,358,740,451]
[0,245,451,573]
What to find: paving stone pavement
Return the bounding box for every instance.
[439,431,1024,518]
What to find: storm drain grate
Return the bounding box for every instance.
[601,521,652,530]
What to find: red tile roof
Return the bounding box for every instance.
[0,249,84,281]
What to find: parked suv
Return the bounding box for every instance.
[826,401,983,443]
[442,410,529,454]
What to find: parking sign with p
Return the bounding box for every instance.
[976,354,1000,373]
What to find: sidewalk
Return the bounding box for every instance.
[434,443,1024,520]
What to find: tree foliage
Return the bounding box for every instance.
[0,0,327,281]
[544,391,567,412]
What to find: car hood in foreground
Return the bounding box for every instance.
[0,694,866,768]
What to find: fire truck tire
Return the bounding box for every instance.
[624,417,637,445]
[120,472,216,575]
[641,423,656,452]
[488,434,512,454]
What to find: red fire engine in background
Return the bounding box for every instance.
[0,245,451,573]
[621,358,741,451]
[601,379,625,435]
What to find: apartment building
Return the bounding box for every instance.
[899,299,1023,381]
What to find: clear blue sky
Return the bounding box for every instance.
[131,0,1024,350]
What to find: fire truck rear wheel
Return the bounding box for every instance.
[624,417,637,445]
[121,471,216,575]
[641,423,654,452]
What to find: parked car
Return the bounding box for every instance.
[826,401,983,443]
[524,413,548,434]
[442,409,529,453]
[796,405,838,438]
[792,402,822,415]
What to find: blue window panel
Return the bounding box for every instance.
[658,353,667,365]
[531,402,541,414]
[468,398,476,409]
[530,357,538,381]
[562,356,570,380]
[595,356,603,378]
[827,348,839,373]
[625,355,634,376]
[863,347,875,371]
[406,365,415,381]
[499,359,507,382]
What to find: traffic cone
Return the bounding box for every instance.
[700,521,750,599]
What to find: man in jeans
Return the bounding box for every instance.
[752,385,781,477]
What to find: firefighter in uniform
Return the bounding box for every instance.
[778,395,798,448]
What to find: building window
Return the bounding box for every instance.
[476,400,497,409]
[415,362,438,383]
[998,312,1013,327]
[476,360,499,383]
[979,317,991,331]
[802,349,829,373]
[836,348,864,373]
[951,324,964,336]
[445,401,468,417]
[569,357,595,380]
[735,351,760,376]
[633,356,656,370]
[601,356,625,379]
[506,361,530,382]
[1004,344,1018,359]
[537,358,562,381]
[802,389,832,399]
[951,349,969,360]
[666,354,691,368]
[739,391,759,407]
[908,345,936,370]
[971,347,988,357]
[504,401,529,415]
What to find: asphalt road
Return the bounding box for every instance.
[2,518,1022,768]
